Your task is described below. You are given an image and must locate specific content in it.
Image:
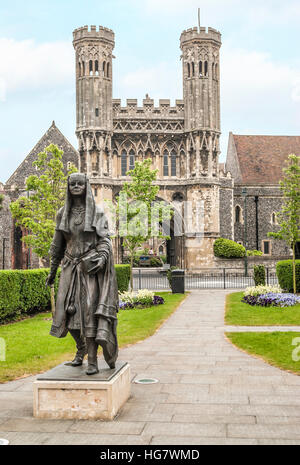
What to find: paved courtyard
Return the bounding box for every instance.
[1,290,300,445]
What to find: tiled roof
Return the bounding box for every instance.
[233,134,300,185]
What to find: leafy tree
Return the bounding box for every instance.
[10,144,77,312]
[268,154,300,293]
[116,158,173,290]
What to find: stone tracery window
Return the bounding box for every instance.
[89,60,93,76]
[235,205,242,223]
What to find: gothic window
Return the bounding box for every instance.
[129,150,135,171]
[95,60,99,76]
[171,150,177,177]
[82,61,85,76]
[235,205,242,223]
[95,108,99,117]
[204,61,208,76]
[89,60,93,75]
[215,63,218,80]
[94,187,98,197]
[191,62,195,77]
[103,61,106,77]
[271,212,277,224]
[199,61,203,76]
[212,63,215,78]
[187,63,190,78]
[163,151,169,176]
[121,152,127,176]
[107,62,110,78]
[79,62,82,77]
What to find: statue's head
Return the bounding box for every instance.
[68,173,86,198]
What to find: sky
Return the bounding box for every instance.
[1,0,300,183]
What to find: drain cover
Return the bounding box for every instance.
[0,439,9,445]
[134,378,159,384]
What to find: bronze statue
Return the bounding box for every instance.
[46,173,119,375]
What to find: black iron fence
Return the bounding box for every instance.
[132,268,278,291]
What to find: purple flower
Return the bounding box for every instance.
[242,293,300,308]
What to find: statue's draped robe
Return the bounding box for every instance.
[49,181,119,367]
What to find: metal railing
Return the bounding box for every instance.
[132,268,278,291]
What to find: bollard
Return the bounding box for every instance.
[171,269,185,294]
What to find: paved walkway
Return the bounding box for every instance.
[1,290,300,445]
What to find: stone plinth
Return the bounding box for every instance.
[33,361,130,420]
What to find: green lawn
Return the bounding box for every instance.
[226,331,300,374]
[225,291,300,326]
[0,292,186,383]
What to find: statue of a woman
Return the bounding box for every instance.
[46,173,119,375]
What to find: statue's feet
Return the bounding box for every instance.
[86,364,99,375]
[65,356,84,367]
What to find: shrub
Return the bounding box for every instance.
[276,260,300,293]
[0,270,23,321]
[150,257,162,267]
[0,264,131,324]
[214,238,246,258]
[253,265,266,286]
[114,265,131,293]
[247,250,263,257]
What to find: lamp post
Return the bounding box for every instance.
[242,188,248,277]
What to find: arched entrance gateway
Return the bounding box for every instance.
[114,196,185,269]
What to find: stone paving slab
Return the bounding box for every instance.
[1,289,300,445]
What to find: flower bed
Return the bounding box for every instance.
[242,293,300,308]
[119,289,165,309]
[242,284,300,308]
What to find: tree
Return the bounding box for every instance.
[10,144,77,312]
[268,154,300,293]
[116,158,173,290]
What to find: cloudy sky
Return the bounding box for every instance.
[1,0,300,183]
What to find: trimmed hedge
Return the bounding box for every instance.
[253,265,266,286]
[0,264,131,323]
[115,264,131,293]
[276,260,300,293]
[214,238,246,259]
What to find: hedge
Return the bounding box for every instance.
[276,260,300,293]
[0,264,131,323]
[214,238,246,259]
[253,265,266,286]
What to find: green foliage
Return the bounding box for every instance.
[253,265,266,286]
[9,144,77,260]
[114,264,131,293]
[150,257,163,267]
[276,260,300,293]
[0,194,4,210]
[0,265,131,323]
[115,158,173,289]
[247,250,263,257]
[268,154,300,293]
[214,238,246,258]
[166,266,178,288]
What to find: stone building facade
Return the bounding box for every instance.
[1,21,298,270]
[1,122,79,269]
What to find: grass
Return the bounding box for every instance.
[226,331,300,375]
[0,292,187,383]
[225,291,300,326]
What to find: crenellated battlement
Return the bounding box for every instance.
[180,26,221,47]
[73,25,115,45]
[112,98,184,118]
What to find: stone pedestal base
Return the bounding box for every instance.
[33,361,130,420]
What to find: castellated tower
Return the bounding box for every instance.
[73,25,115,177]
[180,26,221,178]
